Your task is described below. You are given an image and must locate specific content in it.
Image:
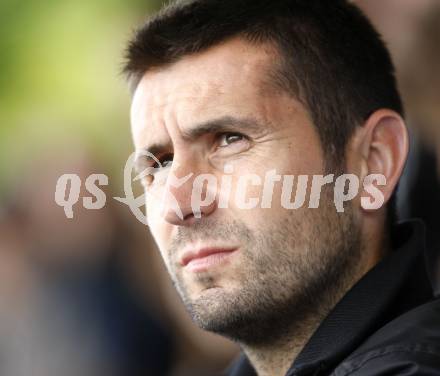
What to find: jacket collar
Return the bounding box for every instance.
[228,220,433,376]
[288,219,433,375]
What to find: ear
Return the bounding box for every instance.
[347,109,409,211]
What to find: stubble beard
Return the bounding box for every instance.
[166,190,363,346]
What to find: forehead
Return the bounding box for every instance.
[134,36,276,100]
[130,38,282,144]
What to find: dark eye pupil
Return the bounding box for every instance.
[152,154,173,169]
[162,159,172,167]
[226,134,242,144]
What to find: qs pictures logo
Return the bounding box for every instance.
[55,151,387,225]
[54,151,194,226]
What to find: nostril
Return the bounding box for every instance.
[183,212,196,221]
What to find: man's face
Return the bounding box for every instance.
[130,38,361,343]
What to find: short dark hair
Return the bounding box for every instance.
[123,0,403,224]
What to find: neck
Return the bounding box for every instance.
[242,312,323,376]
[241,226,387,376]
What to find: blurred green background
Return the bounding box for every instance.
[0,0,163,198]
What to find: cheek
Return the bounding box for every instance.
[150,224,170,251]
[218,166,286,211]
[149,223,176,275]
[146,202,172,250]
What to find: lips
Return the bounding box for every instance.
[180,246,238,272]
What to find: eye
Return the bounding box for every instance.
[218,133,246,147]
[156,153,173,169]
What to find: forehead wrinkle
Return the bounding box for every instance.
[132,37,299,149]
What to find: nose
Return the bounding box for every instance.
[161,162,217,226]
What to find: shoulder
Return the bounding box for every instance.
[332,299,440,375]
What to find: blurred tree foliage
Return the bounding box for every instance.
[0,0,163,197]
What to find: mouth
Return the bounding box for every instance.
[180,246,239,273]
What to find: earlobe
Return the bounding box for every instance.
[359,109,409,210]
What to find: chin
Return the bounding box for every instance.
[189,297,237,333]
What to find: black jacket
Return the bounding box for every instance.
[228,220,440,375]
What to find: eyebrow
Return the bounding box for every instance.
[135,115,264,166]
[181,115,263,140]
